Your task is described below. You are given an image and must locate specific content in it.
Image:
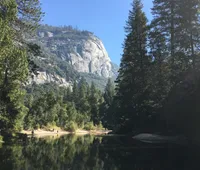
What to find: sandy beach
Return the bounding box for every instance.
[21,129,112,137]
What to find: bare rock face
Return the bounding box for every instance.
[29,71,72,87]
[68,36,112,78]
[28,26,119,89]
[37,26,118,78]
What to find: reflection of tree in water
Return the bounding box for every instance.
[0,135,109,170]
[0,135,200,170]
[23,135,99,170]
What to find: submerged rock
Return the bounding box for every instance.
[133,133,187,145]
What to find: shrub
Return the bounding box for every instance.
[97,121,104,130]
[34,123,40,130]
[84,122,95,130]
[0,135,3,143]
[65,121,78,132]
[78,122,84,129]
[43,122,60,131]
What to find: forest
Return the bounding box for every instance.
[0,0,200,143]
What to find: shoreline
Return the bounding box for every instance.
[21,129,112,137]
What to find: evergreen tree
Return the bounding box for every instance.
[101,78,115,128]
[89,82,103,125]
[151,0,179,62]
[114,0,150,133]
[77,78,90,115]
[104,78,115,107]
[15,0,43,36]
[72,81,78,104]
[177,0,200,69]
[150,0,200,105]
[148,17,171,111]
[0,0,29,132]
[151,0,200,83]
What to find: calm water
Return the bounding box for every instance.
[0,135,199,170]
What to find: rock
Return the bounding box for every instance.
[133,133,187,145]
[47,31,54,37]
[37,26,118,78]
[29,71,72,87]
[28,26,119,89]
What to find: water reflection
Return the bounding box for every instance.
[0,135,200,170]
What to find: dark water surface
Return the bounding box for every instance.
[0,134,199,170]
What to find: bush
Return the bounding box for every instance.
[34,123,40,130]
[0,135,3,142]
[43,122,60,131]
[78,122,84,129]
[65,121,78,132]
[84,122,95,130]
[97,121,104,130]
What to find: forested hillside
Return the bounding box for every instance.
[0,0,116,134]
[111,0,200,139]
[27,24,118,90]
[0,0,200,144]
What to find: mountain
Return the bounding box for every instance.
[29,25,118,89]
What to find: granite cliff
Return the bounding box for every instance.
[29,25,118,89]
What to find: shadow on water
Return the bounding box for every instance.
[0,134,200,170]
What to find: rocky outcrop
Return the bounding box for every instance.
[29,71,72,87]
[37,26,118,78]
[133,133,187,145]
[68,36,112,78]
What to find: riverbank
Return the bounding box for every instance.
[21,129,112,137]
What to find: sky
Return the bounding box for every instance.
[40,0,153,65]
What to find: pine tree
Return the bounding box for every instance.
[15,0,43,36]
[104,78,115,107]
[151,0,200,83]
[100,78,115,127]
[150,0,200,105]
[89,82,103,125]
[0,0,29,132]
[148,16,171,111]
[77,78,90,114]
[151,0,179,62]
[114,0,150,133]
[72,81,78,104]
[177,0,200,69]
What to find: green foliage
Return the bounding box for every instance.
[16,0,43,33]
[64,121,78,132]
[0,135,3,142]
[89,82,104,125]
[84,122,95,130]
[101,79,115,128]
[114,0,151,133]
[0,0,29,132]
[23,80,105,130]
[79,73,109,91]
[0,0,109,133]
[97,121,104,130]
[84,121,104,130]
[111,0,200,135]
[0,135,109,170]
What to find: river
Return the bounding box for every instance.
[0,134,199,170]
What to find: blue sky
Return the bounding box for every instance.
[40,0,153,65]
